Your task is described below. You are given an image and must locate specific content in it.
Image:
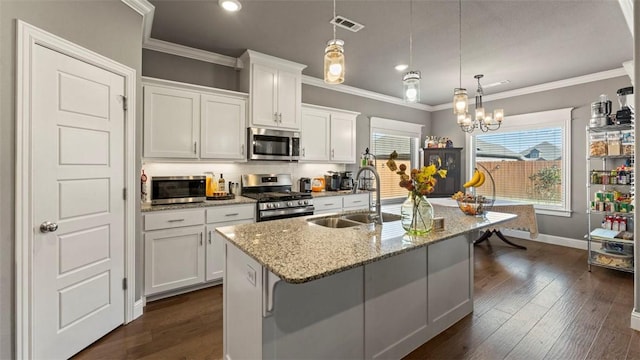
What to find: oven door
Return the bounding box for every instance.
[248,128,299,161]
[258,205,315,222]
[151,176,206,205]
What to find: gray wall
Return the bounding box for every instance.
[0,1,143,358]
[431,76,632,240]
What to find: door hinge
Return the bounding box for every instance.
[122,278,127,290]
[123,188,127,200]
[121,96,128,111]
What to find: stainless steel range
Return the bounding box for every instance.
[241,174,314,222]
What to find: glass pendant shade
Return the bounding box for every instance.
[463,114,472,126]
[457,113,466,124]
[324,39,345,84]
[453,88,468,115]
[475,107,485,122]
[403,71,421,103]
[494,108,504,123]
[484,113,494,125]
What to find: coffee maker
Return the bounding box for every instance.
[339,171,354,190]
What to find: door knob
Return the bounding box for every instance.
[40,221,58,233]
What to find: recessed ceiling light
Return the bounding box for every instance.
[219,0,241,12]
[395,64,408,71]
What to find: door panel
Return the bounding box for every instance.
[32,44,125,359]
[201,94,246,159]
[251,63,278,126]
[277,70,299,129]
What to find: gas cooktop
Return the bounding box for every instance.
[242,191,312,203]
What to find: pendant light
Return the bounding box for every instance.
[403,0,421,103]
[453,0,468,117]
[324,0,345,84]
[459,74,504,133]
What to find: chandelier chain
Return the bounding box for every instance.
[409,0,413,68]
[333,0,336,41]
[458,0,462,88]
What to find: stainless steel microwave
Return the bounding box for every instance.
[247,127,300,161]
[151,175,206,205]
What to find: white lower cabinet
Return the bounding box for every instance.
[205,203,256,282]
[145,225,205,295]
[313,193,371,215]
[144,204,255,297]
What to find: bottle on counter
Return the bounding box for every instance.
[205,172,215,197]
[218,173,226,193]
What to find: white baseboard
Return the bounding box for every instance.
[632,310,640,331]
[133,298,145,320]
[501,229,587,250]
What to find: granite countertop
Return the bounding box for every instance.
[141,196,257,212]
[216,205,517,284]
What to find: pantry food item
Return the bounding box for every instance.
[589,133,607,156]
[606,131,621,156]
[592,250,633,268]
[621,129,634,155]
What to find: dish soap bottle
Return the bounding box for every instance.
[218,173,226,193]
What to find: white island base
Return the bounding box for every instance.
[224,233,473,359]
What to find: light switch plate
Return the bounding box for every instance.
[246,265,256,286]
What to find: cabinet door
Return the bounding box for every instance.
[313,196,343,215]
[201,94,246,160]
[343,193,370,211]
[144,225,205,295]
[205,218,254,282]
[277,69,301,130]
[300,108,330,161]
[143,85,199,158]
[425,149,461,197]
[330,113,356,163]
[251,64,278,127]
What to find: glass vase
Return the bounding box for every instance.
[401,193,434,235]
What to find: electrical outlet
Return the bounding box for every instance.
[246,265,256,286]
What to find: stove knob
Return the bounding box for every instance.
[266,203,273,209]
[287,201,294,207]
[274,203,280,208]
[298,200,306,205]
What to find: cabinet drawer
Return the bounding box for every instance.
[207,204,255,224]
[343,193,370,209]
[145,209,205,231]
[313,196,343,212]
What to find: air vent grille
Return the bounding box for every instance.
[330,16,365,32]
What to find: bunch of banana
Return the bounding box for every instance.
[463,168,486,188]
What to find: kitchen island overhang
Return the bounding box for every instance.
[218,206,517,359]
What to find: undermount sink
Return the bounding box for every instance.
[341,212,402,224]
[307,217,363,229]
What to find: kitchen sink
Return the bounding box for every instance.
[307,217,363,229]
[342,212,402,224]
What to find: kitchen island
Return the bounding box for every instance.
[216,206,517,359]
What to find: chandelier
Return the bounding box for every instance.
[402,0,421,103]
[452,0,504,133]
[324,0,345,84]
[458,74,504,133]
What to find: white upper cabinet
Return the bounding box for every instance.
[200,94,246,160]
[143,77,248,161]
[300,104,359,164]
[300,107,331,161]
[143,85,200,158]
[239,50,306,131]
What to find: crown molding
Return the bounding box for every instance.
[121,0,154,41]
[431,67,629,111]
[144,38,243,69]
[301,75,433,111]
[618,0,634,37]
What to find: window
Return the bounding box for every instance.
[467,108,572,216]
[370,117,422,202]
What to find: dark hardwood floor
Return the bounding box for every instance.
[74,238,637,360]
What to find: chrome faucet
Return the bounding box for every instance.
[353,165,382,224]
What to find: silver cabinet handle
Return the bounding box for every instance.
[225,213,240,217]
[331,149,335,158]
[241,144,245,155]
[200,232,203,246]
[194,142,197,154]
[208,230,212,244]
[274,112,278,122]
[352,200,362,203]
[278,113,283,123]
[302,148,305,157]
[40,221,58,233]
[325,203,335,206]
[168,219,185,223]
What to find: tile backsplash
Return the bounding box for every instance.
[142,161,346,192]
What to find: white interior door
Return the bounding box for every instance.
[31,44,125,359]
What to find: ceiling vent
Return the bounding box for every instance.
[330,16,365,32]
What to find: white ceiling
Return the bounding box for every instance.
[148,0,633,106]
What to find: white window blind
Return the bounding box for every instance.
[469,108,573,216]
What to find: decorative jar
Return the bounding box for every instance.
[401,193,434,235]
